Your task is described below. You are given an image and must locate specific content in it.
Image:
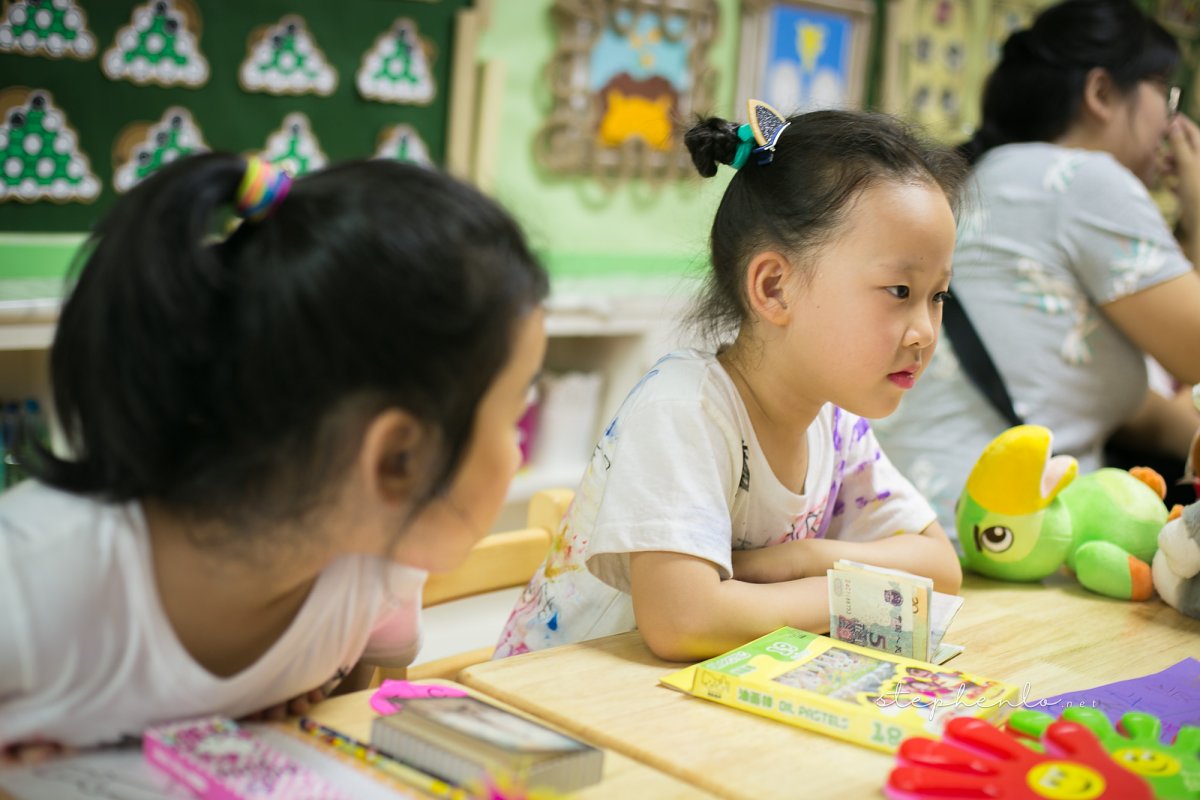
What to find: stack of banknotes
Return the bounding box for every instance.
[827,559,964,664]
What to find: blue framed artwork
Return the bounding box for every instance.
[738,0,873,115]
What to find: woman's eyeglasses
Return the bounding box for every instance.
[1150,78,1182,118]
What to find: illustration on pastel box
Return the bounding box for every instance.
[374,124,433,167]
[102,0,209,88]
[357,17,437,104]
[0,0,95,59]
[112,107,207,193]
[0,87,100,204]
[254,112,326,177]
[239,15,337,97]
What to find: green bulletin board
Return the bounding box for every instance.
[0,0,470,240]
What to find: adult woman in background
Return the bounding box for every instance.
[874,0,1200,536]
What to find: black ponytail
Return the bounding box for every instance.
[45,153,245,498]
[684,117,743,178]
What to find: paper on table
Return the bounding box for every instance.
[0,724,405,800]
[929,590,965,664]
[1028,657,1200,741]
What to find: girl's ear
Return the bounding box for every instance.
[359,409,430,506]
[744,251,796,326]
[1081,67,1119,124]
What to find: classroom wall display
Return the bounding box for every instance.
[357,17,437,105]
[2,1,473,232]
[112,106,206,193]
[239,15,336,98]
[0,0,96,60]
[882,0,973,142]
[255,112,326,177]
[737,0,874,114]
[0,87,100,204]
[536,0,720,187]
[101,0,208,88]
[374,123,433,168]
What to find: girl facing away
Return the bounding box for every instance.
[0,154,548,753]
[496,105,965,663]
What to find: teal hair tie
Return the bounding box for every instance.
[730,124,755,169]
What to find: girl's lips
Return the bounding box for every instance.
[888,371,916,389]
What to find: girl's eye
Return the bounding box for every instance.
[887,286,910,299]
[933,290,952,303]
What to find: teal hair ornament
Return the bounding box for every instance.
[730,124,755,169]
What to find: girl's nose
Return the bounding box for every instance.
[905,310,936,348]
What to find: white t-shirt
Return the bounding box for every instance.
[874,144,1194,532]
[0,481,426,747]
[494,350,937,658]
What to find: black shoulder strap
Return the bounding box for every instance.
[941,290,1025,428]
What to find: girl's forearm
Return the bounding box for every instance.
[731,528,962,594]
[634,572,833,661]
[807,533,963,594]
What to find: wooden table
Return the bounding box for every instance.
[306,684,718,799]
[459,573,1200,800]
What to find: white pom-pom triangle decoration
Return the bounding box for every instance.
[0,0,97,60]
[255,112,326,177]
[0,87,100,203]
[239,15,337,97]
[356,17,436,105]
[113,106,208,193]
[374,124,432,167]
[102,0,209,88]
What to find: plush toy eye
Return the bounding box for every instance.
[978,525,1014,553]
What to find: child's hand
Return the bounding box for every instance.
[239,687,329,723]
[1,740,73,766]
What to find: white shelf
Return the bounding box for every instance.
[506,462,587,504]
[0,323,55,351]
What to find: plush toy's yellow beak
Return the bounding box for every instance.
[964,425,1078,516]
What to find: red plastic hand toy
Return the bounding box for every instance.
[886,717,1153,800]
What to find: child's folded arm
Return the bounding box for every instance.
[731,522,962,594]
[629,550,832,662]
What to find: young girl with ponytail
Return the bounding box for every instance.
[0,153,548,754]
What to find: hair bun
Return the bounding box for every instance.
[684,117,742,178]
[1002,28,1056,65]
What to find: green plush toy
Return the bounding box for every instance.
[956,425,1167,599]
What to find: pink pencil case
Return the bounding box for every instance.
[143,716,351,800]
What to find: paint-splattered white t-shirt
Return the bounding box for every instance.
[494,350,937,658]
[874,143,1193,534]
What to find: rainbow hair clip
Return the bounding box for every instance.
[235,156,293,222]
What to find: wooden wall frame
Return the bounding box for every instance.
[737,0,874,114]
[535,0,720,187]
